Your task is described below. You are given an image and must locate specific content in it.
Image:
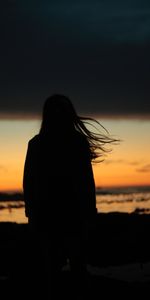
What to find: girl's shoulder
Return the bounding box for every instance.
[28,135,41,151]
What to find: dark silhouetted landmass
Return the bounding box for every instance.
[0,192,23,201]
[0,212,150,298]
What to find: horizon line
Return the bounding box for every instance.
[1,184,150,194]
[0,112,150,121]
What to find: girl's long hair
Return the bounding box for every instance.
[40,94,120,162]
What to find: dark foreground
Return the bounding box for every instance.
[0,212,150,298]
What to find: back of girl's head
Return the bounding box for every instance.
[40,94,120,161]
[40,94,78,134]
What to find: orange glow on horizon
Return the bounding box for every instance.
[0,119,150,192]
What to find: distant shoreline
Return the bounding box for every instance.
[0,192,24,201]
[0,185,150,201]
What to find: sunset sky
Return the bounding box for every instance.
[0,118,150,192]
[0,0,150,191]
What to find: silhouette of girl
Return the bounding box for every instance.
[23,94,118,296]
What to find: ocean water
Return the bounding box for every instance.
[96,186,150,214]
[0,186,150,223]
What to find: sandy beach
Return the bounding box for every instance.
[0,212,150,298]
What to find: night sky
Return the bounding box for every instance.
[1,0,150,118]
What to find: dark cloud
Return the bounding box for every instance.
[104,159,141,165]
[128,161,141,166]
[0,165,7,172]
[104,159,125,165]
[1,0,150,118]
[136,164,150,172]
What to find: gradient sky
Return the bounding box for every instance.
[0,119,150,191]
[0,1,150,191]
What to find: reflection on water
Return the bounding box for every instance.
[0,189,150,223]
[96,192,150,214]
[0,201,27,223]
